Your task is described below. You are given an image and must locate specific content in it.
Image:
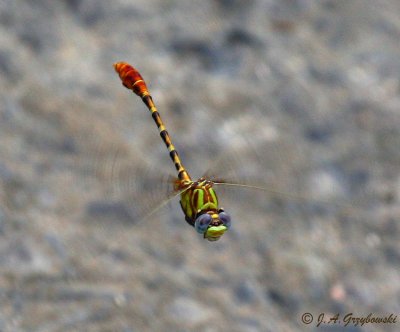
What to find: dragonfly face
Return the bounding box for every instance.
[194,209,231,241]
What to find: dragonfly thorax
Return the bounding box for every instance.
[179,178,218,221]
[178,178,231,241]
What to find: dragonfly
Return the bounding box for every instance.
[112,62,351,242]
[113,62,277,241]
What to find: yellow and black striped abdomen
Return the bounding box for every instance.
[114,62,191,182]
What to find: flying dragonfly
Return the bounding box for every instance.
[113,62,280,241]
[113,62,351,241]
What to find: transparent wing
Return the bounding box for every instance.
[200,107,367,219]
[61,102,184,225]
[82,142,182,223]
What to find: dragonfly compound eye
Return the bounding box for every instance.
[194,214,212,234]
[219,211,231,229]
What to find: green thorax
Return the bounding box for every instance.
[179,178,219,222]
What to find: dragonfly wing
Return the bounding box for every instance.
[85,142,183,223]
[201,109,356,215]
[203,132,301,198]
[64,109,183,225]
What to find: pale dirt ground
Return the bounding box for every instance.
[0,1,400,331]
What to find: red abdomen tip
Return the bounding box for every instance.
[113,62,149,97]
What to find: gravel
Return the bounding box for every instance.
[0,1,399,331]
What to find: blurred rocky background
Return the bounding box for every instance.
[1,0,400,331]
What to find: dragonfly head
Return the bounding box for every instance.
[194,209,231,241]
